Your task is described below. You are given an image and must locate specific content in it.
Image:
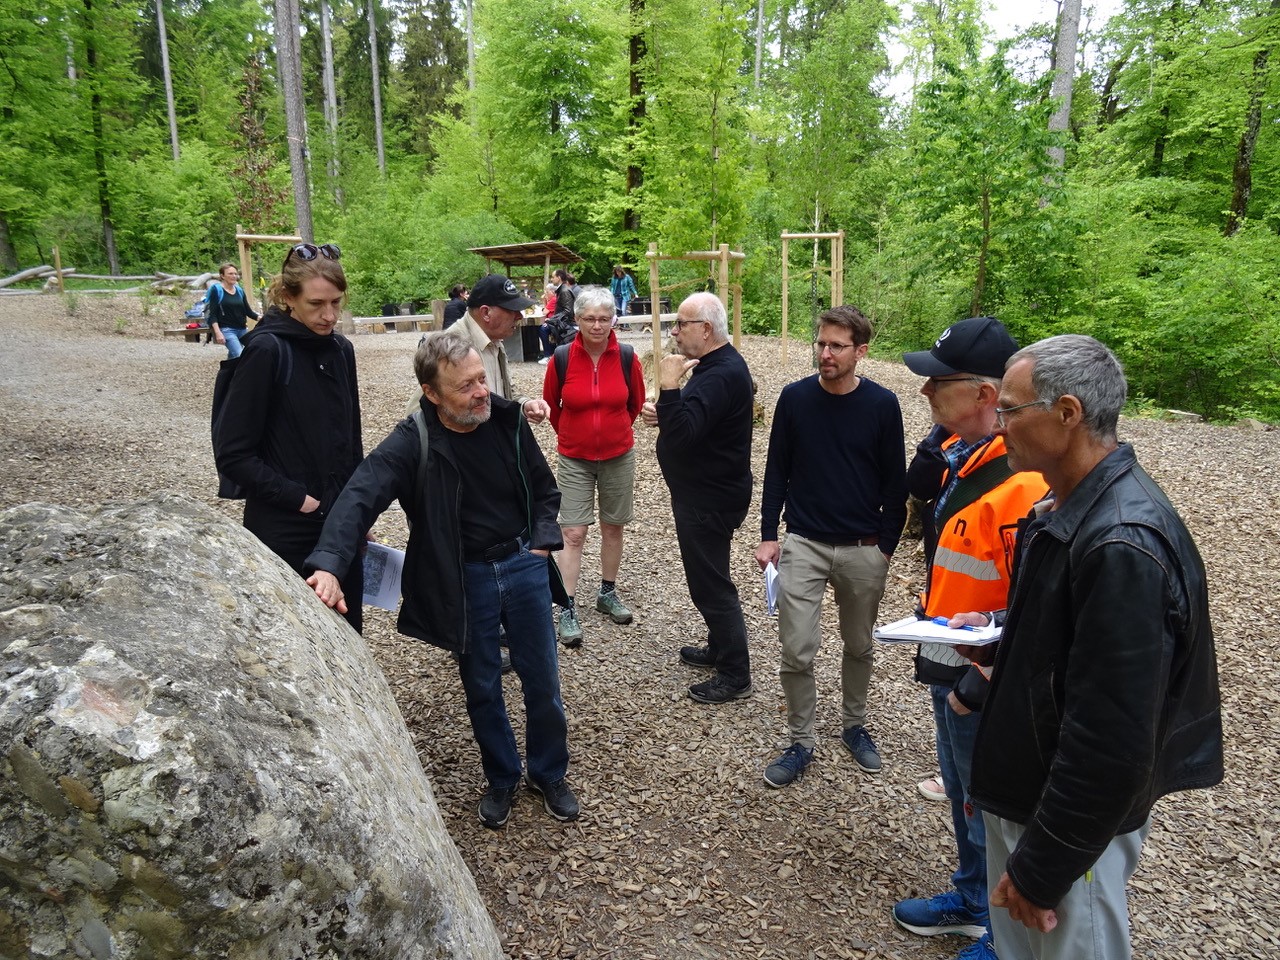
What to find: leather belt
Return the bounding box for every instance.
[840,535,878,547]
[465,536,524,564]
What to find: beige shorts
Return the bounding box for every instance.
[557,449,636,527]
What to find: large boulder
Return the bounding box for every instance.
[0,495,503,960]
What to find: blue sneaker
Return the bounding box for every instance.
[763,743,813,788]
[841,724,882,773]
[956,933,997,959]
[893,890,987,938]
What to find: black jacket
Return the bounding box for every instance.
[305,395,567,653]
[214,307,362,517]
[970,444,1223,909]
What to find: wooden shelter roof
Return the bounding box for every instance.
[468,240,584,271]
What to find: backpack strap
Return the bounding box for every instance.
[936,453,1014,531]
[552,343,572,390]
[410,407,430,528]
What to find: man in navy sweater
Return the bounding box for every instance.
[641,292,756,703]
[754,305,907,787]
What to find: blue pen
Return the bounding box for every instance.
[932,616,977,632]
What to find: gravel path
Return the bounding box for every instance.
[1,294,1276,959]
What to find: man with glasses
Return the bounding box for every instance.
[453,274,551,424]
[640,292,756,703]
[753,305,906,786]
[891,317,1048,960]
[962,335,1221,959]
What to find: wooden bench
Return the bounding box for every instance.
[164,327,206,343]
[352,315,437,334]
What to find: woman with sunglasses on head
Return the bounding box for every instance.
[214,243,366,631]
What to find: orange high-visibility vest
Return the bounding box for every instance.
[921,435,1048,620]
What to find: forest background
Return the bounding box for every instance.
[3,0,1279,420]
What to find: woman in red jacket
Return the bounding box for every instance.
[543,286,646,647]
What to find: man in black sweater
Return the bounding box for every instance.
[753,305,907,788]
[640,292,756,703]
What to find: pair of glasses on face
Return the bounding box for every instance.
[994,398,1054,428]
[288,242,341,263]
[579,315,614,327]
[671,318,709,331]
[813,340,859,355]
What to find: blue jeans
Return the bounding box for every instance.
[222,326,247,359]
[932,684,989,918]
[459,545,569,789]
[614,294,630,317]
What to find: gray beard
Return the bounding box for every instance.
[441,400,491,429]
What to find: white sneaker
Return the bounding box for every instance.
[538,356,550,365]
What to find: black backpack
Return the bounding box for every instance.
[210,333,292,499]
[551,342,638,410]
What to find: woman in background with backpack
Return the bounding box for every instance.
[213,243,365,632]
[207,262,259,358]
[541,286,646,647]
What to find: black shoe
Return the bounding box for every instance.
[524,776,580,822]
[679,644,716,668]
[478,784,518,829]
[688,674,752,703]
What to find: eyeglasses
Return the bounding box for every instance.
[579,315,614,326]
[671,318,708,331]
[813,340,858,355]
[994,398,1054,428]
[287,242,342,263]
[926,376,984,388]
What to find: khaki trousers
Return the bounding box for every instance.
[778,533,888,748]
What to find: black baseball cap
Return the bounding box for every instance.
[467,274,535,312]
[903,316,1019,379]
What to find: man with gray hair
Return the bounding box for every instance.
[640,292,756,703]
[305,332,578,831]
[959,334,1222,958]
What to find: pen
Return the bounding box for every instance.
[932,616,977,632]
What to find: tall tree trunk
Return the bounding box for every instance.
[465,0,475,91]
[156,0,179,161]
[1225,0,1278,237]
[624,0,645,240]
[274,0,313,239]
[753,0,764,87]
[0,216,19,274]
[970,185,990,317]
[367,0,386,175]
[320,0,343,206]
[1046,0,1081,168]
[82,0,119,274]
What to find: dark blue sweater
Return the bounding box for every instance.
[760,374,907,554]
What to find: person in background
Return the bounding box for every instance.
[305,332,577,830]
[966,335,1222,959]
[207,262,259,358]
[610,265,637,319]
[892,317,1048,960]
[542,286,646,646]
[538,268,577,365]
[640,292,755,704]
[442,284,468,329]
[753,305,906,787]
[213,242,363,632]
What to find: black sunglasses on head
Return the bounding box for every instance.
[287,242,341,263]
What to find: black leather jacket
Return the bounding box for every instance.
[970,444,1222,909]
[306,395,567,653]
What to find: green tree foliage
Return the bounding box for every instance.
[5,0,1280,419]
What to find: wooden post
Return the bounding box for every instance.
[52,246,65,294]
[237,225,252,310]
[731,249,743,349]
[648,242,661,396]
[781,237,790,363]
